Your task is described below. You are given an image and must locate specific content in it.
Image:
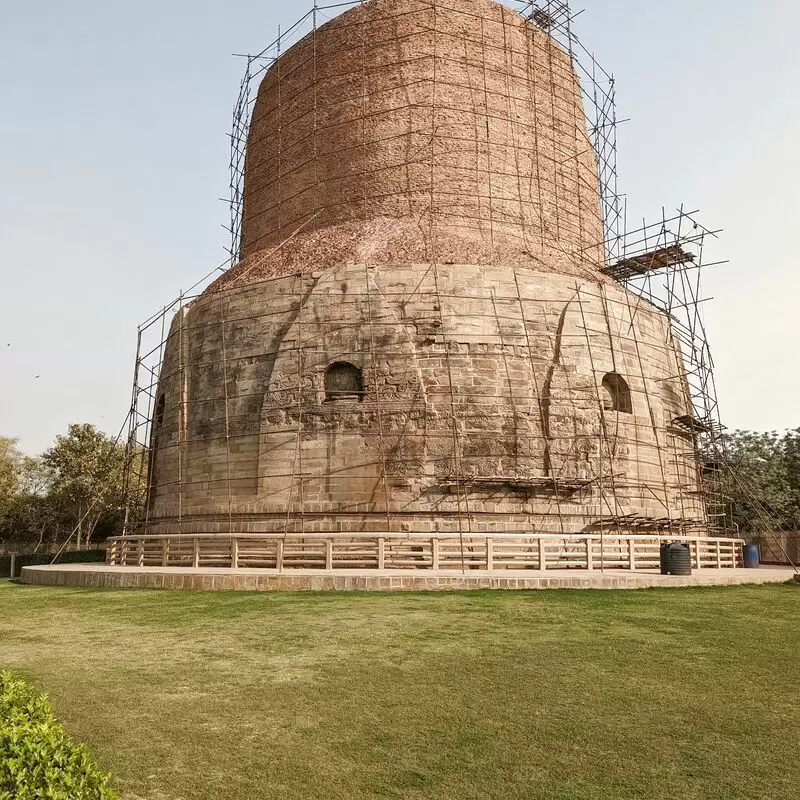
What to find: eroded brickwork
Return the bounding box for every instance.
[211,0,605,291]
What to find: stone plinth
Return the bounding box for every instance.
[21,565,797,593]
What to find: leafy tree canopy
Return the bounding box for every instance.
[0,437,23,504]
[1,425,127,552]
[723,428,800,533]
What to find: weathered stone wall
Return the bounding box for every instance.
[147,264,706,535]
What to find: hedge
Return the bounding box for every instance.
[0,550,106,579]
[0,672,118,799]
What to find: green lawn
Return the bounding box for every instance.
[0,581,798,800]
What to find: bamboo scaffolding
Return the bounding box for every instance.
[121,0,734,547]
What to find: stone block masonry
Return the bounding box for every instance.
[146,262,705,536]
[21,565,797,593]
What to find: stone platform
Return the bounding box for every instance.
[19,564,798,592]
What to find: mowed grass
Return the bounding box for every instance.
[0,582,798,800]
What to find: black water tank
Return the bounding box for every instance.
[660,542,671,575]
[660,542,692,576]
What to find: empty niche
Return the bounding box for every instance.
[601,372,632,414]
[324,362,364,402]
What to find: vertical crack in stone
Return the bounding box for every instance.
[540,298,572,478]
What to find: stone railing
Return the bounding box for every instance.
[106,533,744,572]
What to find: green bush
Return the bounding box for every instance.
[0,672,118,799]
[0,549,106,579]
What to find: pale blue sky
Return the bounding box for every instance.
[1,0,798,454]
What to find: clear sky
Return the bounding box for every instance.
[1,0,798,454]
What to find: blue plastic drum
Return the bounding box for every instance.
[743,544,760,569]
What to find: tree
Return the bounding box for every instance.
[18,455,55,497]
[783,428,800,519]
[723,428,800,534]
[0,437,23,505]
[0,444,62,552]
[0,491,65,552]
[8,457,61,551]
[42,424,126,549]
